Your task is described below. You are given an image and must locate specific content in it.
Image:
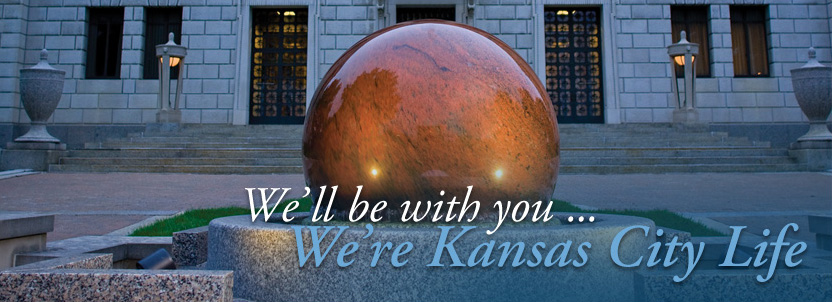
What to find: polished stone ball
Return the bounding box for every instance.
[303,20,559,214]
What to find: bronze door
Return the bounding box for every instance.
[544,7,604,124]
[250,8,308,124]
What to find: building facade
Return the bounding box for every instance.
[0,0,830,128]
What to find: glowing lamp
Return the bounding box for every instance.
[667,30,700,124]
[155,32,187,123]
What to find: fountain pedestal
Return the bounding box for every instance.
[207,214,655,302]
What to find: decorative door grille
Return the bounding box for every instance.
[250,9,308,124]
[396,6,455,23]
[544,7,604,123]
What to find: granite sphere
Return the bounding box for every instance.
[303,20,559,214]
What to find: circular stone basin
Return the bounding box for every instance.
[207,214,655,302]
[302,20,559,213]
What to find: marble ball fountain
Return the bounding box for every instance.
[208,20,653,302]
[302,20,560,214]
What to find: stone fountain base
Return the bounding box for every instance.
[207,214,655,302]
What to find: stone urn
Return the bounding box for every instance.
[790,47,832,141]
[15,49,65,143]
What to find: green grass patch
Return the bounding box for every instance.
[130,197,312,237]
[551,199,724,237]
[131,197,721,237]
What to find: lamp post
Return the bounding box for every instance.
[667,31,699,124]
[156,32,186,123]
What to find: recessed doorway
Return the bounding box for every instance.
[249,8,309,125]
[544,7,604,124]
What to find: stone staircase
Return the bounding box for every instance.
[558,124,802,173]
[48,123,805,174]
[50,125,304,174]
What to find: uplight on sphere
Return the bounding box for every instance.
[303,20,560,213]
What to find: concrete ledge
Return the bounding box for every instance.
[13,236,171,268]
[0,214,53,269]
[7,253,113,271]
[0,214,54,240]
[0,268,234,302]
[208,213,656,302]
[1,237,234,302]
[634,263,832,302]
[634,235,832,301]
[173,226,208,267]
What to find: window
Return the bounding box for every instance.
[671,6,711,77]
[143,7,183,79]
[86,7,124,79]
[730,6,769,77]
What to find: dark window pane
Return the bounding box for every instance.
[730,22,748,75]
[730,6,769,77]
[143,7,183,79]
[86,7,124,79]
[746,22,769,76]
[670,6,710,77]
[397,7,455,23]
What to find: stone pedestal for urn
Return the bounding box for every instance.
[1,50,68,171]
[788,48,832,171]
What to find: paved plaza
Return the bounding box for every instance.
[0,171,829,243]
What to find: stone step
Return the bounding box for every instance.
[138,125,304,138]
[87,140,762,149]
[95,136,762,148]
[105,137,302,143]
[86,141,301,149]
[48,164,303,174]
[559,163,805,174]
[113,133,741,142]
[55,123,800,174]
[59,157,303,166]
[560,156,796,166]
[58,155,793,167]
[67,146,786,159]
[133,124,709,138]
[560,147,788,157]
[137,128,711,138]
[560,164,806,174]
[48,162,803,174]
[119,131,734,141]
[68,148,302,158]
[562,141,767,148]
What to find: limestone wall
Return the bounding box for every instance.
[0,0,829,125]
